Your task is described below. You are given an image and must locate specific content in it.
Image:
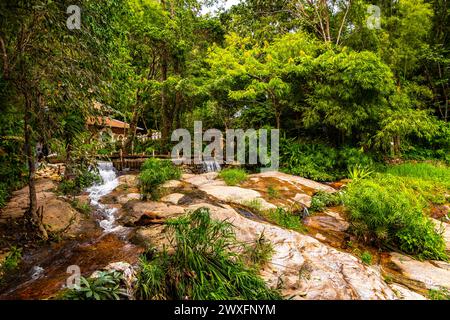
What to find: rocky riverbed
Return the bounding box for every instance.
[1,165,449,300]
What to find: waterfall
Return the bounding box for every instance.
[202,159,221,173]
[86,161,120,232]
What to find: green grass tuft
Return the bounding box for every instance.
[135,207,281,300]
[219,168,248,186]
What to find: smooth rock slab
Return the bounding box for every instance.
[186,203,396,300]
[198,185,276,211]
[251,171,336,193]
[390,284,427,300]
[161,193,186,205]
[389,252,450,290]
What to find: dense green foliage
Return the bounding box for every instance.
[280,140,376,181]
[135,207,281,300]
[63,271,127,300]
[58,170,101,196]
[218,168,248,186]
[344,174,448,260]
[0,246,22,274]
[310,191,344,213]
[139,158,181,200]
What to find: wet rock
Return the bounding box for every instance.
[42,198,81,234]
[390,283,427,300]
[304,210,350,233]
[161,193,185,205]
[251,171,336,193]
[116,193,142,204]
[182,172,225,187]
[186,203,396,300]
[198,185,276,211]
[432,219,450,251]
[293,193,312,208]
[162,180,183,189]
[119,201,184,227]
[431,205,449,219]
[118,175,138,188]
[131,225,171,251]
[388,252,450,291]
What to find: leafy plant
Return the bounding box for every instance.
[344,174,447,260]
[219,168,248,186]
[310,191,343,212]
[244,232,274,268]
[360,251,373,265]
[428,288,450,300]
[62,271,127,300]
[0,246,22,273]
[71,199,91,215]
[135,207,281,300]
[139,158,182,200]
[347,164,373,180]
[58,169,101,196]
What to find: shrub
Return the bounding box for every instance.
[59,170,101,196]
[62,271,127,300]
[310,191,343,212]
[280,139,376,181]
[0,246,22,273]
[344,174,447,260]
[139,158,181,200]
[135,207,281,300]
[219,168,248,186]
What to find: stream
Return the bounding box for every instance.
[0,162,143,300]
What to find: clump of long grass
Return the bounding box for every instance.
[139,158,181,200]
[344,174,448,261]
[219,168,248,186]
[135,207,281,300]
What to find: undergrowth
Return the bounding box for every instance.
[135,207,281,300]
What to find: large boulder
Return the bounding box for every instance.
[119,200,185,227]
[387,252,450,291]
[185,203,396,300]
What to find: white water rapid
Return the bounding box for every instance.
[86,161,120,232]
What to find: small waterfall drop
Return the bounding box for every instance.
[86,161,120,232]
[202,159,221,173]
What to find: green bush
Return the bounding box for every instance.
[135,207,281,300]
[310,191,343,212]
[139,158,181,200]
[219,168,248,186]
[344,174,447,260]
[62,271,127,300]
[280,139,376,181]
[59,170,101,196]
[1,246,22,274]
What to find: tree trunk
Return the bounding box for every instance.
[24,93,48,240]
[160,44,170,147]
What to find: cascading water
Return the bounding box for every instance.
[86,161,120,232]
[202,159,221,173]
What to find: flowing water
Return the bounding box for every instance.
[202,160,221,173]
[0,162,143,299]
[86,161,121,232]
